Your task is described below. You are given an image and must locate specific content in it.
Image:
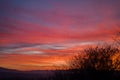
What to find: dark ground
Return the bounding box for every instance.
[0,67,120,80]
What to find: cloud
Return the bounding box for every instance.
[0,0,120,70]
[0,43,70,55]
[0,6,119,43]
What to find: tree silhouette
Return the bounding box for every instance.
[69,45,119,71]
[68,45,120,80]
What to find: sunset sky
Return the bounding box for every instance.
[0,0,120,70]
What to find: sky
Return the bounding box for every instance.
[0,0,120,70]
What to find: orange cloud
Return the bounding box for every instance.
[0,53,71,70]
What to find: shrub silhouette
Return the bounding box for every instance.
[68,45,120,80]
[70,45,119,71]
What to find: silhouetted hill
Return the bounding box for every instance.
[0,67,19,72]
[0,67,54,80]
